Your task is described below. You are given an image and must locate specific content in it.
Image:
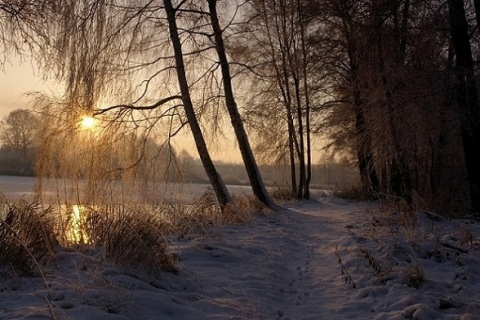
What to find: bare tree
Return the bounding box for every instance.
[24,0,239,208]
[0,109,38,155]
[163,0,233,209]
[448,0,480,213]
[239,0,318,199]
[206,0,276,209]
[0,1,55,65]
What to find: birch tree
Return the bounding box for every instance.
[163,0,233,208]
[206,0,276,209]
[240,0,318,199]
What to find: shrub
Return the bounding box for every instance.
[334,186,371,200]
[270,187,296,201]
[83,204,177,275]
[0,201,57,275]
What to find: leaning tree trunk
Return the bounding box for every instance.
[448,0,480,214]
[207,0,277,209]
[163,0,232,209]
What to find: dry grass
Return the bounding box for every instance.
[335,245,357,289]
[0,188,268,278]
[159,191,223,238]
[377,199,418,236]
[404,262,425,289]
[359,247,393,276]
[460,226,477,248]
[228,194,273,221]
[341,199,429,289]
[81,204,177,275]
[334,186,371,201]
[0,201,57,276]
[270,187,296,202]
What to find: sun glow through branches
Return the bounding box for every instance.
[81,116,96,129]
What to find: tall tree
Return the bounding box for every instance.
[206,0,276,209]
[241,0,317,199]
[448,0,480,213]
[163,0,233,209]
[316,0,463,209]
[336,0,380,194]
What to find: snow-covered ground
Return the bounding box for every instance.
[1,195,479,319]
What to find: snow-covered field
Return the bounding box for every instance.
[1,194,479,319]
[0,175,253,203]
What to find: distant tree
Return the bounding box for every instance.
[0,109,38,155]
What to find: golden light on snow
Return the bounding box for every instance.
[81,116,96,129]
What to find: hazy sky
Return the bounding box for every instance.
[0,56,326,164]
[0,56,57,119]
[0,56,244,163]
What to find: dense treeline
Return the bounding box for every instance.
[234,0,480,214]
[0,0,479,215]
[178,150,357,189]
[0,114,357,190]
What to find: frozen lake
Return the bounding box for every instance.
[0,175,253,203]
[0,175,40,199]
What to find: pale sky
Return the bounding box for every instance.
[0,56,326,165]
[0,56,244,163]
[0,56,53,118]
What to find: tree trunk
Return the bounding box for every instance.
[293,76,306,199]
[287,120,297,195]
[448,0,480,214]
[374,10,412,202]
[298,0,312,200]
[283,0,305,200]
[267,0,303,197]
[353,94,380,194]
[163,0,232,209]
[474,0,480,37]
[344,20,380,194]
[207,0,277,209]
[262,0,297,196]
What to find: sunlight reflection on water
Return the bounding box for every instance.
[61,204,90,244]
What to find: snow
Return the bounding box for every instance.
[1,194,480,319]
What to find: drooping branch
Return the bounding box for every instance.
[93,95,182,115]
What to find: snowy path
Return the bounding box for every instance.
[276,199,370,319]
[1,196,479,319]
[162,197,374,320]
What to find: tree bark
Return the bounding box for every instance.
[448,0,480,213]
[263,0,297,196]
[474,0,480,37]
[298,0,311,200]
[163,0,233,209]
[343,19,380,194]
[207,0,277,209]
[374,8,412,202]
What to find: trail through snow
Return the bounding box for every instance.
[1,195,479,319]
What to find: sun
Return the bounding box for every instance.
[81,116,96,128]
